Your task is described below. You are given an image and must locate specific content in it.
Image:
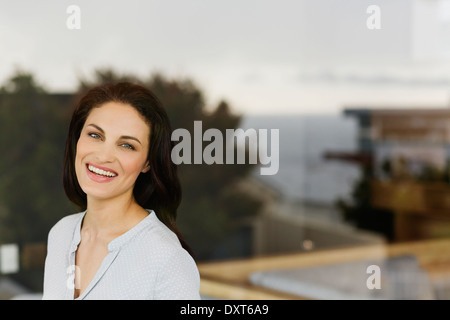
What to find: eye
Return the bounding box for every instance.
[120,143,135,150]
[88,132,102,139]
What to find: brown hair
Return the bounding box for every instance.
[62,82,191,255]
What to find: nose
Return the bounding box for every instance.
[95,141,116,163]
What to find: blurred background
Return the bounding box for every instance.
[2,0,450,300]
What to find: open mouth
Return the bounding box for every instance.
[86,164,118,178]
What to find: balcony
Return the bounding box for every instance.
[198,238,450,300]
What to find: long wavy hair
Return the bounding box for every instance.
[62,82,191,255]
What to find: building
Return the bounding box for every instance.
[340,107,450,242]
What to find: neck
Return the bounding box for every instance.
[83,193,148,238]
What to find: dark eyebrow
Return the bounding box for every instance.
[86,123,142,145]
[87,123,104,134]
[120,135,142,145]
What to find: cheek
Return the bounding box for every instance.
[74,140,84,176]
[122,156,148,177]
[74,136,93,174]
[75,139,87,165]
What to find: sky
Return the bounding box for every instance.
[2,0,450,115]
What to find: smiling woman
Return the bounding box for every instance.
[42,82,200,300]
[74,102,151,203]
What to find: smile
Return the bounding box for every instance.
[86,164,118,178]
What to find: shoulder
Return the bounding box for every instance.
[132,212,189,260]
[131,212,200,299]
[47,212,84,244]
[48,212,84,236]
[146,212,181,245]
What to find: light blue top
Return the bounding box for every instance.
[42,210,201,300]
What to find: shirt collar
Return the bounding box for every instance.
[107,210,154,251]
[68,209,154,254]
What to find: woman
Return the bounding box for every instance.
[42,82,200,300]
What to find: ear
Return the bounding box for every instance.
[141,161,150,173]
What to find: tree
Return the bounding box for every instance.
[0,71,73,243]
[0,70,75,291]
[335,164,394,241]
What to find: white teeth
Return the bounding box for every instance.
[88,165,117,177]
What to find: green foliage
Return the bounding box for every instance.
[0,71,74,243]
[335,165,372,224]
[335,165,394,241]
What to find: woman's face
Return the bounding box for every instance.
[75,101,151,203]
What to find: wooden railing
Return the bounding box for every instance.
[198,238,450,300]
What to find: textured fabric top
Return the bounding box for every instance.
[42,210,200,300]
